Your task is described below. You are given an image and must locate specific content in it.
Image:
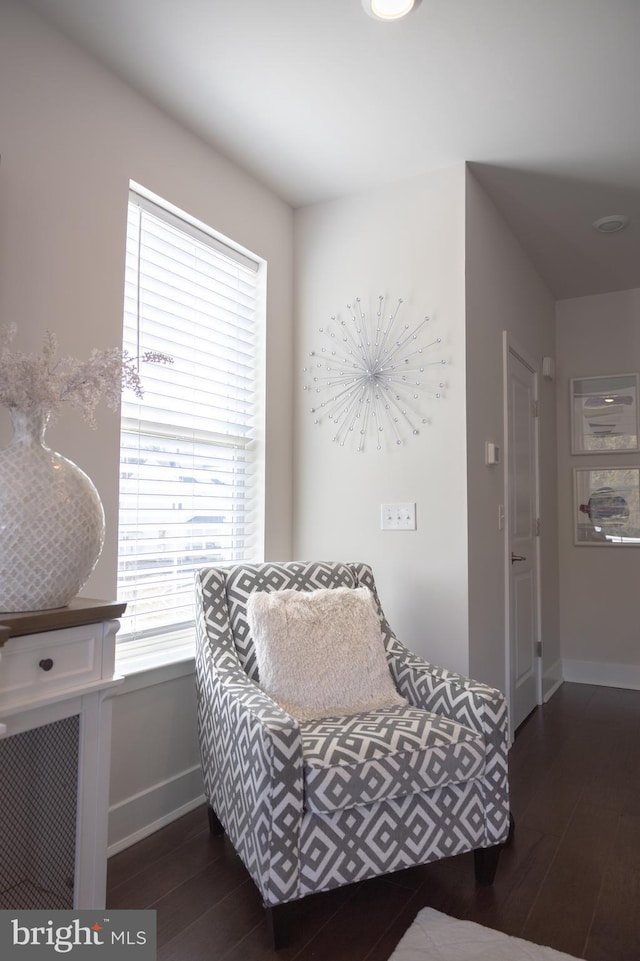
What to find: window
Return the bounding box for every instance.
[117,187,265,669]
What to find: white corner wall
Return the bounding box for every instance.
[293,167,470,673]
[0,0,294,849]
[465,169,560,699]
[557,287,640,689]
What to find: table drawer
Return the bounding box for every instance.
[0,624,103,711]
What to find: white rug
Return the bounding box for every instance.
[388,908,584,961]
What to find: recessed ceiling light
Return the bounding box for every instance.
[592,214,629,234]
[362,0,421,20]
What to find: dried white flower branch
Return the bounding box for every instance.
[0,324,173,428]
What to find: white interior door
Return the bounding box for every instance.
[506,343,540,731]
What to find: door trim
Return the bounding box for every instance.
[502,331,543,740]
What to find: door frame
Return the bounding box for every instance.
[502,331,543,740]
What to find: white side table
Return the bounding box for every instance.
[0,599,125,910]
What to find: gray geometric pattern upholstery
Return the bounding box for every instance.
[194,561,510,909]
[297,779,488,897]
[300,705,485,814]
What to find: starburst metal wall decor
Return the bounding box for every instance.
[303,295,446,452]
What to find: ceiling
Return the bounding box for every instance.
[22,0,640,300]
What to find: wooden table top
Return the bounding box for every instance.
[0,597,127,642]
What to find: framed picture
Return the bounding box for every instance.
[571,373,639,453]
[574,466,640,545]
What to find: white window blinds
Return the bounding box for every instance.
[117,189,265,665]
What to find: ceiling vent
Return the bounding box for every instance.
[592,214,629,234]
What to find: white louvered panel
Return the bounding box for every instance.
[117,189,265,655]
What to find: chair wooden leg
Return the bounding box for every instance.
[265,904,289,951]
[474,844,501,885]
[474,814,514,885]
[207,804,224,837]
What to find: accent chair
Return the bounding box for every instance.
[194,561,511,948]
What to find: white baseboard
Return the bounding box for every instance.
[542,659,563,702]
[107,764,205,857]
[562,658,640,691]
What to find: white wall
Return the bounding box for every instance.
[465,169,560,698]
[107,664,203,852]
[0,0,573,855]
[0,0,294,848]
[557,287,640,689]
[293,166,470,673]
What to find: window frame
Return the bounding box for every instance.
[115,183,266,675]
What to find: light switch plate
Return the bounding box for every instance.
[381,503,416,531]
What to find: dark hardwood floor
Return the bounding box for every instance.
[107,683,640,960]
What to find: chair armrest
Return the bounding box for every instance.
[195,592,304,905]
[387,637,506,729]
[386,636,510,845]
[352,562,507,744]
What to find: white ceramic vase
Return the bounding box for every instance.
[0,408,105,612]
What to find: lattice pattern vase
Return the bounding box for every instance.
[0,409,105,612]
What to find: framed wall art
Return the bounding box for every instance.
[574,466,640,546]
[570,373,639,454]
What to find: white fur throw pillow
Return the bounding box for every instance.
[246,586,407,720]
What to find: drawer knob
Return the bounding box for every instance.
[39,658,54,672]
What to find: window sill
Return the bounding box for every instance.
[115,637,196,694]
